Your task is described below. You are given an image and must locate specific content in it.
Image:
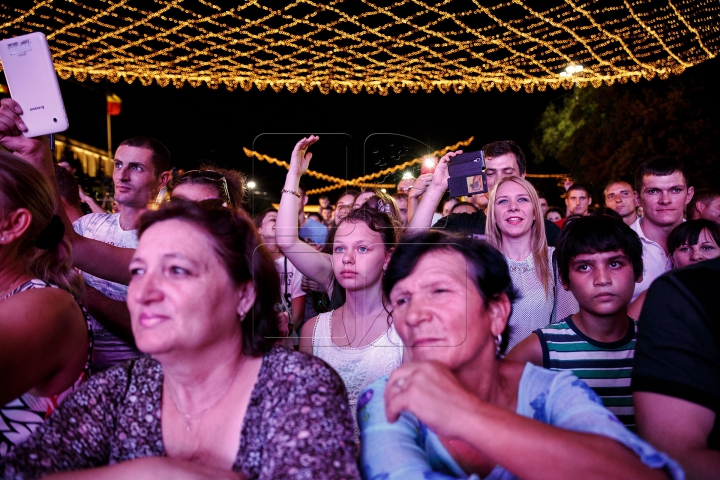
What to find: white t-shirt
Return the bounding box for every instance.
[73,213,141,371]
[73,213,137,301]
[629,218,673,301]
[274,256,304,307]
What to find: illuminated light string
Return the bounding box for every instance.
[244,137,481,195]
[0,0,717,93]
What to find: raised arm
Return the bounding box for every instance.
[0,98,133,285]
[275,136,333,289]
[406,151,456,231]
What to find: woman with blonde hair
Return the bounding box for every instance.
[485,175,577,351]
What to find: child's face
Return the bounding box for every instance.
[566,249,638,318]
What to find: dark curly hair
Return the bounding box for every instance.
[137,198,281,356]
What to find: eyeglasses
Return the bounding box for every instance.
[175,169,232,206]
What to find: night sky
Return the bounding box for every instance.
[32,54,720,207]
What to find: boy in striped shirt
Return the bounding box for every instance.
[507,215,644,430]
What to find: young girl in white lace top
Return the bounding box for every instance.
[486,176,578,352]
[276,136,403,441]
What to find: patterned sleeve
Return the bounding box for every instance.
[0,364,131,479]
[532,367,684,479]
[357,376,458,480]
[248,350,360,480]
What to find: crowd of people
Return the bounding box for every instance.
[1,94,719,479]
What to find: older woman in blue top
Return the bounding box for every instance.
[358,230,682,480]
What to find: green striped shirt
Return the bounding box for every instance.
[535,316,637,430]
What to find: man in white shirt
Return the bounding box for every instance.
[73,137,171,370]
[630,157,693,300]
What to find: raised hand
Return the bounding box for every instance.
[431,150,461,193]
[288,135,320,179]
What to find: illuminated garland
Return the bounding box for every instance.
[244,137,479,194]
[0,0,717,93]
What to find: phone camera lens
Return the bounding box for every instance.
[53,118,57,122]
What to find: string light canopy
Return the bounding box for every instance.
[0,0,717,94]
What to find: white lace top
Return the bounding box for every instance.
[312,310,403,441]
[505,247,578,352]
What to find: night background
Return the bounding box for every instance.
[6,53,720,212]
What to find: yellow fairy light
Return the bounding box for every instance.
[0,0,716,93]
[243,137,475,194]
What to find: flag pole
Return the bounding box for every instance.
[106,112,112,160]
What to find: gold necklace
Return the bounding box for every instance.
[167,362,241,433]
[340,306,386,348]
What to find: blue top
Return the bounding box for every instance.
[299,217,328,246]
[357,363,683,480]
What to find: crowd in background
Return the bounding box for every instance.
[1,96,719,479]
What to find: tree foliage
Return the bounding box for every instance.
[530,75,720,193]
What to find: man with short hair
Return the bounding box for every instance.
[630,157,693,300]
[538,196,549,216]
[605,180,638,226]
[73,137,171,371]
[426,140,561,245]
[566,184,592,216]
[297,182,328,247]
[687,189,720,224]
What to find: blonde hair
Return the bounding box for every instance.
[486,176,551,297]
[0,151,84,298]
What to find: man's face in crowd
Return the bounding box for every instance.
[538,197,548,215]
[637,172,693,228]
[696,196,720,224]
[604,182,636,219]
[485,153,523,193]
[113,145,163,208]
[566,189,591,216]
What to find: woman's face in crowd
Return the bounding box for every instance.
[335,194,355,225]
[128,219,248,357]
[494,181,535,239]
[672,229,720,268]
[389,250,504,370]
[332,220,390,292]
[546,210,562,222]
[171,183,219,203]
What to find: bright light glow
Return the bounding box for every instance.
[402,172,414,179]
[3,1,705,94]
[423,157,436,167]
[247,181,256,189]
[564,64,585,75]
[381,188,387,193]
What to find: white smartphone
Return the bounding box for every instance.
[0,32,69,137]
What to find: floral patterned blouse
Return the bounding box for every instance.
[1,346,359,480]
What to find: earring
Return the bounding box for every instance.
[495,334,502,359]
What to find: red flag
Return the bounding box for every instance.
[106,93,121,116]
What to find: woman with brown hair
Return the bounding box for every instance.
[2,199,359,479]
[0,151,91,456]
